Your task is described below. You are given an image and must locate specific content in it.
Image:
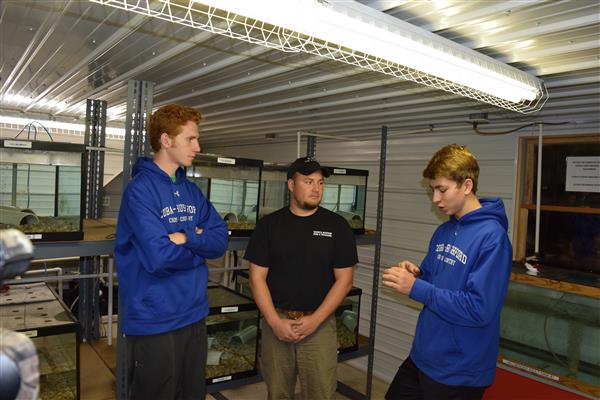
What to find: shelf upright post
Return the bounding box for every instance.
[306,135,317,158]
[122,80,153,189]
[79,99,107,343]
[366,125,387,399]
[116,80,154,400]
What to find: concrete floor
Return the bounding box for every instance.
[81,338,390,400]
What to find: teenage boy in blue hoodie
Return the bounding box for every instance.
[115,104,228,400]
[382,144,512,400]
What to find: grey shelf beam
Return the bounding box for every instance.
[33,240,115,260]
[31,233,377,260]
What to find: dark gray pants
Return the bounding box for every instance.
[385,357,486,400]
[126,319,207,400]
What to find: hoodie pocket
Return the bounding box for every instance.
[141,283,186,319]
[414,310,464,368]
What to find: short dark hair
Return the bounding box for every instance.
[148,104,203,152]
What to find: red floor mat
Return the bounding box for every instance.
[484,368,589,400]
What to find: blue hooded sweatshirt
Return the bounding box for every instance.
[115,157,228,336]
[409,198,512,387]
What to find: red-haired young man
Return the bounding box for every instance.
[115,104,228,400]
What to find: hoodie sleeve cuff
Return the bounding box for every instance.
[183,228,201,250]
[409,278,434,306]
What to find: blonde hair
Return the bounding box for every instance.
[148,104,203,152]
[423,144,479,193]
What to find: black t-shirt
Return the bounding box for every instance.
[244,207,358,311]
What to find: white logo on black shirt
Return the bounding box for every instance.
[313,230,333,237]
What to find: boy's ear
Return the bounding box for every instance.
[463,178,474,195]
[160,132,171,148]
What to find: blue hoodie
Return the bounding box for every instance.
[409,198,512,387]
[115,157,228,336]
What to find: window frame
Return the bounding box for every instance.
[513,133,600,262]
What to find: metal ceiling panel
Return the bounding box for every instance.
[0,0,598,147]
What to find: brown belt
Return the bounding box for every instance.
[276,308,313,320]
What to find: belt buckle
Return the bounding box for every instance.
[287,310,303,320]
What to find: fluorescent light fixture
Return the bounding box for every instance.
[0,115,126,138]
[90,0,547,113]
[1,93,86,114]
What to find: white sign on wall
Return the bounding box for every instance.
[565,156,600,193]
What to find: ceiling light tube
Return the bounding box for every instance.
[196,0,540,104]
[91,0,547,113]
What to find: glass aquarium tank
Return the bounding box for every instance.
[206,284,259,385]
[499,280,600,397]
[187,154,263,236]
[234,270,362,354]
[335,286,362,354]
[321,166,368,234]
[0,282,80,400]
[0,140,84,242]
[233,269,253,299]
[258,163,288,219]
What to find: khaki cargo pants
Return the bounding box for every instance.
[260,315,337,400]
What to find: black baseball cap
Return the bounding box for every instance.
[286,157,331,179]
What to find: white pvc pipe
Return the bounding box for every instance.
[24,267,63,299]
[534,123,543,256]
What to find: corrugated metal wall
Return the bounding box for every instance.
[207,122,598,383]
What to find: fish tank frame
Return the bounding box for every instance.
[321,166,369,235]
[0,282,81,400]
[187,154,263,237]
[0,139,85,242]
[206,283,260,385]
[335,286,362,354]
[498,278,600,396]
[257,163,289,220]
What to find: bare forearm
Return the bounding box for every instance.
[249,274,280,326]
[312,272,353,325]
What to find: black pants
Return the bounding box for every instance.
[385,357,487,400]
[126,319,207,400]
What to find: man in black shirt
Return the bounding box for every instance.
[244,157,358,400]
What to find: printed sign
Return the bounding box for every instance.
[566,156,600,193]
[4,140,32,149]
[217,157,236,165]
[212,375,232,383]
